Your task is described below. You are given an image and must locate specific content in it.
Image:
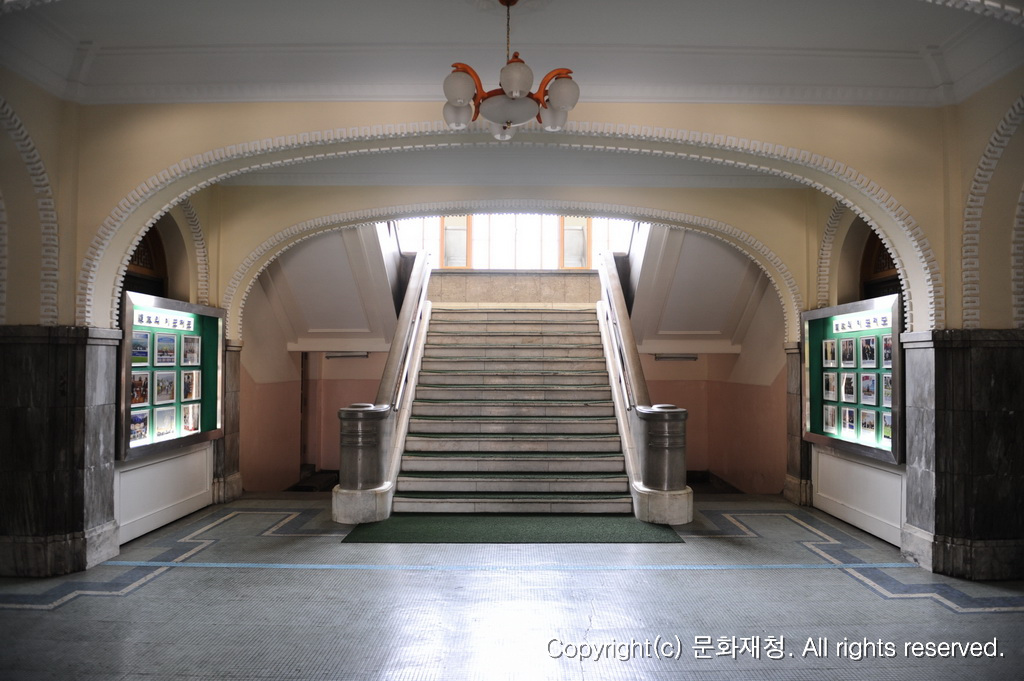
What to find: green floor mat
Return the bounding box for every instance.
[342,513,684,543]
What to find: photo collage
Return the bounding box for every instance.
[820,331,893,449]
[129,327,203,448]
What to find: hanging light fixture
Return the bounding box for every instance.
[442,0,579,140]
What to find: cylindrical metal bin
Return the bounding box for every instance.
[337,403,390,490]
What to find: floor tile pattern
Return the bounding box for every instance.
[1,492,1022,680]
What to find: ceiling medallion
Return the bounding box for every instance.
[442,0,579,140]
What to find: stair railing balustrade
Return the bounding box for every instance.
[597,252,688,492]
[337,251,431,491]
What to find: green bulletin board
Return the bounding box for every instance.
[801,295,902,465]
[121,292,225,461]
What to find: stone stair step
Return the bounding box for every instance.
[396,472,629,493]
[414,386,613,401]
[416,370,609,386]
[429,309,598,323]
[390,492,633,514]
[403,434,622,453]
[423,345,605,359]
[407,416,618,435]
[427,321,599,335]
[400,452,625,473]
[411,401,615,418]
[420,357,608,372]
[425,332,601,346]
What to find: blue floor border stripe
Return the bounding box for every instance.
[105,560,915,571]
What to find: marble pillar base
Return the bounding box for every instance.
[632,484,693,525]
[0,520,119,577]
[902,523,1024,580]
[213,472,244,504]
[332,484,393,524]
[783,474,813,506]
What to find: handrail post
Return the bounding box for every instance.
[333,251,431,525]
[598,252,692,524]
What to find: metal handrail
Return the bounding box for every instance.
[597,250,688,493]
[597,252,650,409]
[376,251,431,408]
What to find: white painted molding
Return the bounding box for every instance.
[916,0,1024,26]
[0,0,61,14]
[1013,187,1024,328]
[961,94,1024,328]
[0,191,7,324]
[816,201,848,310]
[75,121,942,335]
[0,95,59,325]
[179,199,211,306]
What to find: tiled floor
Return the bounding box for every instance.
[2,491,1023,680]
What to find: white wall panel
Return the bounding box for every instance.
[812,444,905,546]
[115,442,213,544]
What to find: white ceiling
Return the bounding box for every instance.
[2,0,1022,106]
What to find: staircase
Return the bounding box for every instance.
[392,305,632,514]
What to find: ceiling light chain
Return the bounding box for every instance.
[442,0,580,141]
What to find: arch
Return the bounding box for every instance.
[221,200,805,345]
[77,121,941,334]
[0,191,6,324]
[0,94,59,325]
[915,0,1024,26]
[1013,186,1024,327]
[961,94,1024,328]
[815,200,849,309]
[179,198,212,306]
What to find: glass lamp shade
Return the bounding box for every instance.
[539,106,567,132]
[490,122,516,141]
[499,60,534,99]
[547,76,580,111]
[478,93,539,128]
[444,71,477,106]
[443,102,473,130]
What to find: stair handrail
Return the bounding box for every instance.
[377,251,431,409]
[597,252,650,410]
[336,251,431,494]
[597,251,688,494]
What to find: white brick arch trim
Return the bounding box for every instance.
[1013,186,1024,328]
[179,198,211,306]
[0,95,59,325]
[79,120,941,333]
[962,94,1024,328]
[0,192,7,324]
[915,0,1024,25]
[223,200,805,344]
[816,201,849,309]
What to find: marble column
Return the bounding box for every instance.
[0,326,121,577]
[901,329,1024,580]
[783,342,813,505]
[213,340,243,503]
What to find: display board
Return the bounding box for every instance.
[801,295,902,465]
[120,292,225,461]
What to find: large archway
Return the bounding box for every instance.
[76,123,940,336]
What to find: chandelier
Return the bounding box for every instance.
[442,0,580,140]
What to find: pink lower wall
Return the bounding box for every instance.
[707,367,787,494]
[306,378,381,471]
[647,380,710,470]
[648,366,787,495]
[239,365,302,491]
